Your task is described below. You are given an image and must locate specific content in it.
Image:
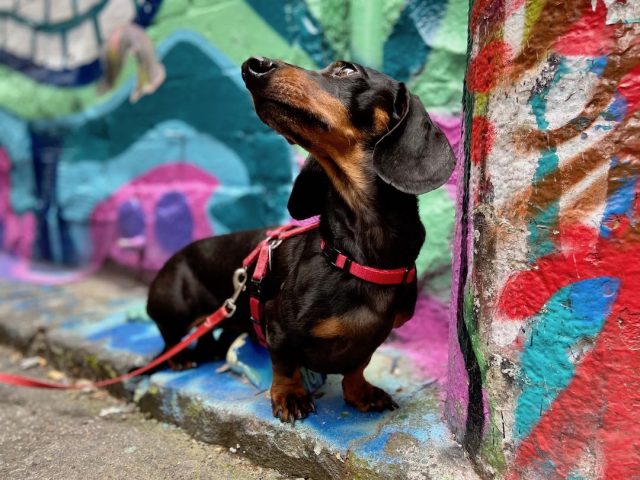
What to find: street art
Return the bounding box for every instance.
[454,0,640,477]
[0,0,468,414]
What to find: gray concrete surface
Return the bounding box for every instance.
[0,346,283,480]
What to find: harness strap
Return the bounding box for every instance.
[247,221,416,346]
[247,221,321,345]
[320,240,417,285]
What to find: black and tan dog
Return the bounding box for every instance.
[146,57,455,423]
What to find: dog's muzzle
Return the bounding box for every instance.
[242,56,278,88]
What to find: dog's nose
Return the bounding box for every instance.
[242,57,277,84]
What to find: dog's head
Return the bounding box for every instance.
[242,57,455,218]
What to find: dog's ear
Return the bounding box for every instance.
[373,83,455,195]
[288,156,330,220]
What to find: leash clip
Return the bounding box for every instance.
[223,268,247,317]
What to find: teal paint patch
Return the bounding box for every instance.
[57,120,250,222]
[514,277,619,439]
[52,31,291,188]
[0,110,35,213]
[527,200,559,261]
[533,148,559,183]
[246,0,333,66]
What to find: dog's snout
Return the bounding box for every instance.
[242,57,278,86]
[248,57,276,76]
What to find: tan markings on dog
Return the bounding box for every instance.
[373,107,390,134]
[271,67,369,208]
[341,359,396,412]
[393,312,411,329]
[342,362,369,407]
[271,367,305,399]
[311,317,346,338]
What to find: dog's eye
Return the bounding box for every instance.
[333,63,357,77]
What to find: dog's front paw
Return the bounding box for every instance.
[345,384,399,413]
[271,391,316,424]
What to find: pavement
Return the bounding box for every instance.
[0,259,480,480]
[0,345,283,480]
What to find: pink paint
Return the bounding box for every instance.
[0,148,36,260]
[91,162,219,271]
[445,133,472,438]
[391,293,450,383]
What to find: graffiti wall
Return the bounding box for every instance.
[449,0,640,477]
[0,0,465,279]
[0,1,467,388]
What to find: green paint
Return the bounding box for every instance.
[147,1,315,68]
[307,0,404,64]
[416,187,455,297]
[0,0,315,119]
[523,0,547,43]
[480,420,507,473]
[304,0,351,59]
[350,0,384,68]
[381,0,406,41]
[408,0,468,113]
[473,92,489,116]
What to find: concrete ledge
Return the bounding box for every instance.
[0,269,479,479]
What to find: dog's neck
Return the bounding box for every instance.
[319,176,425,269]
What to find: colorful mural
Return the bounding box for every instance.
[451,0,640,477]
[0,0,468,397]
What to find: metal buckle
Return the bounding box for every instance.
[322,243,346,269]
[322,243,338,266]
[222,268,247,318]
[268,238,282,269]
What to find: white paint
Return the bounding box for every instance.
[16,0,46,22]
[604,0,640,25]
[491,320,525,347]
[50,0,75,23]
[34,32,65,70]
[67,19,98,67]
[98,0,136,41]
[503,0,525,58]
[544,58,600,131]
[5,19,32,58]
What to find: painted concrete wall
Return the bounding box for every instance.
[449,0,640,478]
[0,0,466,288]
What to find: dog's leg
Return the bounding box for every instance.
[154,320,198,371]
[342,359,399,412]
[270,360,316,424]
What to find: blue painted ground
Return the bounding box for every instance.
[0,268,471,477]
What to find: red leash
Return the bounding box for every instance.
[0,265,251,390]
[0,218,416,389]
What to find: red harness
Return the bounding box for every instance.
[245,220,416,345]
[0,219,416,388]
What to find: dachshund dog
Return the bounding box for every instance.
[146,57,455,423]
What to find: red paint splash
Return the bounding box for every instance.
[470,0,505,35]
[499,220,640,478]
[467,41,511,93]
[470,116,495,166]
[618,64,640,117]
[554,0,615,56]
